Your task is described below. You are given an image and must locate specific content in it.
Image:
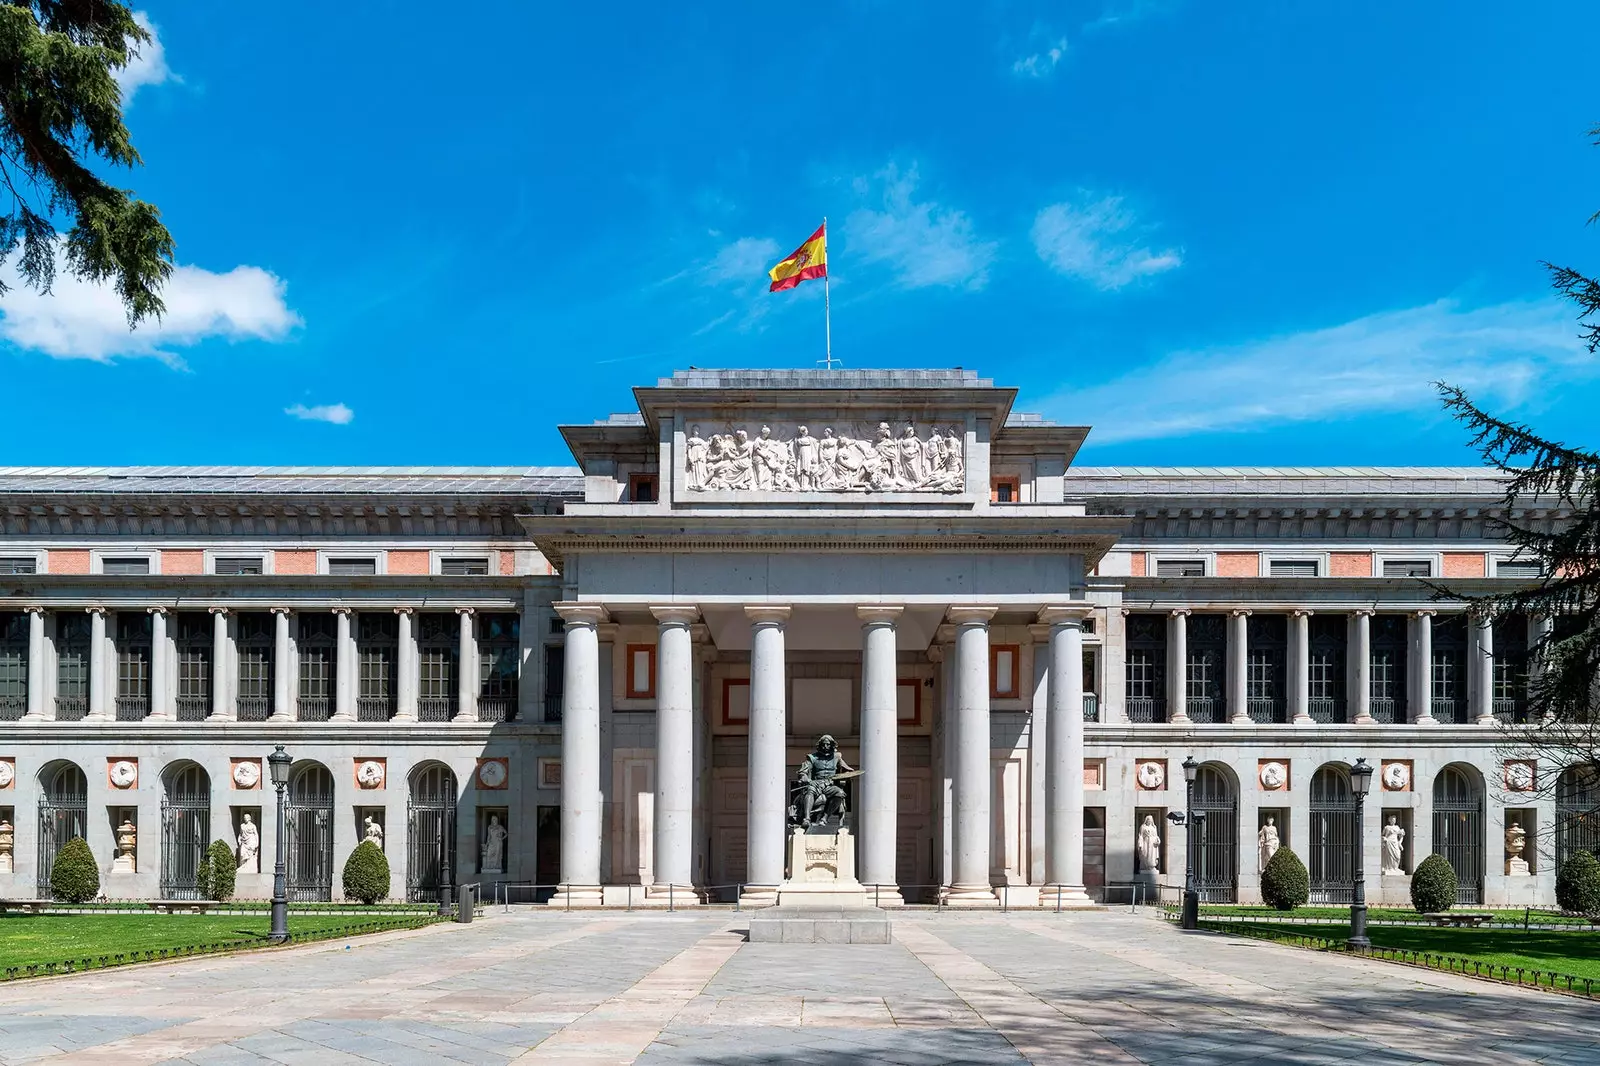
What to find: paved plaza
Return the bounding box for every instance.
[0,910,1593,1065]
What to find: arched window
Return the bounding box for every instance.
[1556,766,1600,871]
[1309,764,1355,903]
[1191,764,1237,902]
[161,763,211,899]
[408,763,458,901]
[1433,765,1484,904]
[287,763,335,901]
[37,762,88,897]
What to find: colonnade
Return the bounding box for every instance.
[551,601,1094,909]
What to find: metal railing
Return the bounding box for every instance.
[492,880,1155,913]
[477,696,515,722]
[235,697,271,722]
[356,697,394,722]
[1368,697,1402,724]
[1492,697,1534,724]
[1126,697,1166,722]
[114,696,148,721]
[1431,697,1466,724]
[417,697,456,723]
[296,698,331,722]
[543,695,563,722]
[54,695,87,721]
[0,695,24,721]
[1082,693,1099,722]
[1246,697,1285,724]
[175,697,210,722]
[1307,697,1346,724]
[1186,696,1225,724]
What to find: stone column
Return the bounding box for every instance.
[1533,614,1556,722]
[651,606,699,900]
[1167,610,1190,723]
[743,606,790,905]
[23,607,45,722]
[1412,610,1436,724]
[457,608,478,721]
[1228,609,1250,724]
[332,608,355,721]
[271,608,293,720]
[948,606,998,907]
[1473,616,1495,725]
[394,608,417,721]
[1290,609,1312,724]
[1352,610,1374,724]
[209,608,232,721]
[146,607,171,721]
[86,607,109,720]
[552,603,606,906]
[858,605,903,905]
[1041,606,1092,907]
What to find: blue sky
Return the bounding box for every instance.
[5,1,1599,468]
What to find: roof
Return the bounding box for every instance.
[652,368,993,389]
[1063,467,1508,497]
[0,466,586,496]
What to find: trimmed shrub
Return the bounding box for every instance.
[1556,850,1600,915]
[1260,846,1310,911]
[342,840,390,904]
[1411,854,1460,913]
[195,849,213,901]
[50,837,100,903]
[207,840,238,901]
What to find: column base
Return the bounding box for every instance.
[1353,714,1376,725]
[1168,714,1192,725]
[862,884,905,907]
[1229,713,1251,725]
[738,884,780,908]
[1476,715,1497,726]
[546,884,604,908]
[1292,714,1314,725]
[1038,884,1097,909]
[1413,715,1437,725]
[942,883,999,908]
[17,713,45,725]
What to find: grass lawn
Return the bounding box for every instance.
[0,912,425,973]
[1197,904,1595,927]
[1206,920,1600,981]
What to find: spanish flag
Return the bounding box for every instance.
[768,223,827,292]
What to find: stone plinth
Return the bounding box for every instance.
[777,828,866,909]
[747,907,891,944]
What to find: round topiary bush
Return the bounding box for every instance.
[49,836,100,903]
[1411,854,1460,913]
[207,840,237,901]
[1556,850,1600,915]
[342,840,390,904]
[1260,846,1310,910]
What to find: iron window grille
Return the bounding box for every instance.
[418,613,458,722]
[235,612,274,721]
[102,557,151,575]
[1368,615,1408,724]
[1245,614,1287,723]
[1124,614,1167,722]
[297,614,336,721]
[174,613,212,721]
[356,613,397,721]
[213,556,264,576]
[1556,767,1600,873]
[115,612,152,721]
[1433,766,1485,905]
[1307,615,1346,723]
[543,644,564,722]
[327,557,377,576]
[440,557,490,577]
[1382,559,1432,578]
[0,557,37,575]
[1185,615,1227,723]
[0,612,25,721]
[1269,559,1319,578]
[1497,560,1543,579]
[1430,615,1469,723]
[55,614,90,720]
[478,612,520,721]
[1155,559,1205,577]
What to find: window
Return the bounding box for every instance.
[990,476,1020,503]
[418,613,458,721]
[625,643,656,699]
[1156,559,1206,577]
[115,612,152,719]
[297,614,336,721]
[0,557,37,575]
[356,614,398,720]
[102,557,150,575]
[628,473,658,503]
[544,644,565,721]
[1382,559,1432,578]
[214,556,264,576]
[175,613,212,721]
[478,613,520,721]
[1497,560,1543,580]
[990,644,1020,699]
[235,613,274,722]
[440,556,490,577]
[55,614,90,720]
[1269,559,1319,578]
[0,612,25,721]
[327,557,377,576]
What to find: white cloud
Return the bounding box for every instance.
[1013,36,1068,78]
[1049,299,1592,442]
[285,403,354,426]
[114,12,177,104]
[704,236,782,286]
[846,164,997,291]
[0,249,301,363]
[1031,195,1181,290]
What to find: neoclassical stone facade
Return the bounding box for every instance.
[0,369,1586,907]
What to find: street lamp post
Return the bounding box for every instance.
[267,745,292,944]
[1181,754,1200,930]
[1348,757,1373,950]
[438,823,454,915]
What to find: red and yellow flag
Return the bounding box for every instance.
[768,223,827,292]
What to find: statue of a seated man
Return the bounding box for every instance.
[792,734,854,829]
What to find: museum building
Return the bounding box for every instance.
[0,368,1591,909]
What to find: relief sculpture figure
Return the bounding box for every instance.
[687,420,963,494]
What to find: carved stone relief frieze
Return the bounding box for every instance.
[684,420,965,494]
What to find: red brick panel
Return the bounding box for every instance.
[1215,552,1260,577]
[388,550,429,575]
[273,550,317,575]
[1442,552,1486,578]
[499,551,516,576]
[1129,552,1146,577]
[49,549,90,574]
[162,550,204,575]
[1329,552,1373,577]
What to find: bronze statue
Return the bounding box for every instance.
[789,734,861,829]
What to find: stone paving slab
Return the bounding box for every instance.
[0,909,1592,1065]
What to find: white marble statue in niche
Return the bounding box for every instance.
[482,814,507,874]
[1382,815,1406,874]
[236,813,260,871]
[1257,816,1280,870]
[1136,815,1161,873]
[685,420,964,494]
[364,814,384,851]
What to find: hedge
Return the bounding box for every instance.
[1261,846,1310,911]
[342,841,390,905]
[1411,854,1459,913]
[1556,851,1600,916]
[49,837,100,903]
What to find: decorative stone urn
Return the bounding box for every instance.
[114,818,137,873]
[0,818,13,874]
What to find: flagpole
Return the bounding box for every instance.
[822,217,833,370]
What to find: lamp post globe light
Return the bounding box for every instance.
[268,745,292,944]
[1348,757,1374,951]
[1181,754,1200,931]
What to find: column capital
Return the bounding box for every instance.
[946,605,997,625]
[455,605,476,617]
[147,605,170,617]
[1291,608,1314,618]
[393,605,414,616]
[744,604,792,624]
[1353,607,1375,617]
[1026,623,1051,642]
[270,606,293,617]
[1038,605,1092,626]
[331,606,353,617]
[1169,607,1191,618]
[1414,609,1436,619]
[86,604,107,616]
[1230,607,1252,618]
[856,604,904,624]
[554,602,608,626]
[650,605,701,625]
[208,605,228,616]
[23,604,45,616]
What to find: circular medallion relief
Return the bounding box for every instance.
[1135,761,1165,790]
[1504,762,1535,791]
[1258,762,1287,790]
[109,760,137,789]
[232,761,261,789]
[477,760,508,789]
[355,761,385,789]
[1382,762,1411,791]
[0,761,13,789]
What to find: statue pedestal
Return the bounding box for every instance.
[777,828,867,909]
[112,855,134,874]
[1506,858,1531,876]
